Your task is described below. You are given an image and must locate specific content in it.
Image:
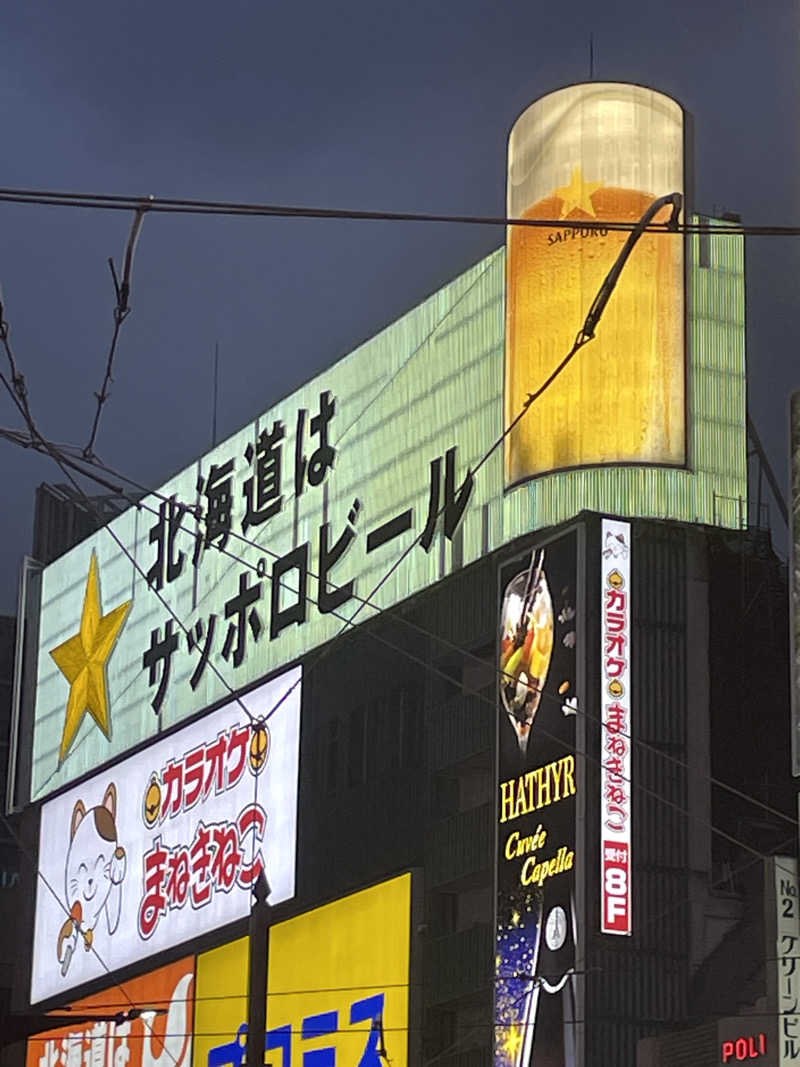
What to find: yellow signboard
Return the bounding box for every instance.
[505,82,686,485]
[194,873,411,1067]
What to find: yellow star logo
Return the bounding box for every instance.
[554,165,602,219]
[50,551,132,765]
[503,1024,524,1058]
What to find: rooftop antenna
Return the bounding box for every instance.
[211,341,219,447]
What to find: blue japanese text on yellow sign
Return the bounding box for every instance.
[193,873,411,1067]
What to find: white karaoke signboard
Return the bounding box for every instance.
[600,519,632,935]
[31,665,300,1004]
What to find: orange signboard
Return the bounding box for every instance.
[26,956,194,1067]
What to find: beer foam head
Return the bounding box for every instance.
[508,82,684,214]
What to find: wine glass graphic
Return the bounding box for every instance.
[495,887,544,1067]
[499,550,554,754]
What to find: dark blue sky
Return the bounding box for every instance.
[1,0,797,611]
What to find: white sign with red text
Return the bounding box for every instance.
[600,519,632,935]
[31,666,300,1004]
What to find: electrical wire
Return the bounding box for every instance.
[4,383,796,962]
[0,184,788,237]
[0,353,237,1059]
[0,810,177,1063]
[21,1006,800,1042]
[46,437,798,837]
[10,662,794,1053]
[13,426,795,910]
[22,431,797,871]
[2,194,796,1062]
[0,194,785,1067]
[14,822,799,1067]
[10,813,798,1055]
[333,255,494,446]
[248,195,682,672]
[9,452,795,1055]
[2,190,794,841]
[15,419,790,852]
[83,207,147,460]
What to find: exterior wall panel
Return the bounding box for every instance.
[30,215,745,801]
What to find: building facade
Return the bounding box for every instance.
[7,81,794,1067]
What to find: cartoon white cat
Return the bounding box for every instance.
[603,529,629,561]
[57,782,127,977]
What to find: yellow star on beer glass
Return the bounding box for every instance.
[503,1025,524,1058]
[554,165,602,218]
[50,551,132,765]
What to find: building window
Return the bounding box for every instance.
[347,705,366,788]
[364,697,387,781]
[428,1008,457,1056]
[399,685,423,770]
[324,718,340,797]
[433,891,458,935]
[433,775,459,817]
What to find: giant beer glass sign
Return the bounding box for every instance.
[504,82,686,485]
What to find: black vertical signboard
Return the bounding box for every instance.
[495,530,579,1067]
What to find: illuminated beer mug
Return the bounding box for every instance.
[505,82,686,485]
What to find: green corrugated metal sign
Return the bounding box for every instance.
[29,217,745,802]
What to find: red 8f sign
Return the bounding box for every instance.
[603,845,630,934]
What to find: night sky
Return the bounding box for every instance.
[0,0,797,612]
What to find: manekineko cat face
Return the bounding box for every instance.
[65,783,120,930]
[57,782,126,976]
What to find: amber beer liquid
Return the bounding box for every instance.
[504,83,686,486]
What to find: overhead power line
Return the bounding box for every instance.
[83,207,147,460]
[4,189,798,861]
[3,185,796,840]
[2,452,794,1060]
[12,421,796,844]
[2,191,795,1048]
[0,184,791,236]
[0,174,790,1067]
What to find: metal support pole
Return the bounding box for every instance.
[246,872,271,1067]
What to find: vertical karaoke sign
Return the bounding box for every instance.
[600,518,632,936]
